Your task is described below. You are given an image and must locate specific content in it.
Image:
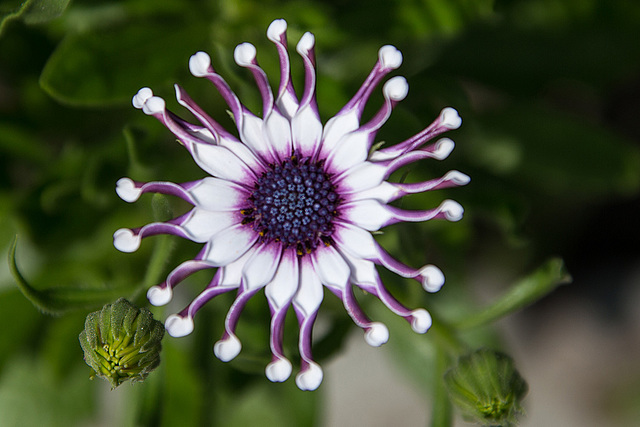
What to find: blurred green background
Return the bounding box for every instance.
[1,0,639,426]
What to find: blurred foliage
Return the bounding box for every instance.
[1,0,639,426]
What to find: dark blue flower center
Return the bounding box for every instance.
[242,156,338,255]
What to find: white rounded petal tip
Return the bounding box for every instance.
[266,358,292,383]
[165,314,194,337]
[441,199,464,222]
[234,42,257,66]
[420,265,445,293]
[296,32,315,55]
[115,178,141,202]
[433,138,455,160]
[379,45,403,69]
[142,96,165,116]
[214,335,242,362]
[383,76,408,101]
[147,285,172,306]
[132,87,153,109]
[113,228,141,253]
[189,51,211,77]
[364,322,389,347]
[440,107,462,129]
[410,309,432,333]
[444,170,471,186]
[296,363,323,391]
[267,19,287,41]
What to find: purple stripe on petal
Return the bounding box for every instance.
[337,45,403,120]
[296,32,317,111]
[174,84,239,143]
[265,251,298,368]
[383,199,464,227]
[385,171,471,202]
[163,255,215,295]
[175,84,268,173]
[375,142,454,175]
[182,270,238,319]
[234,42,275,116]
[267,19,299,119]
[215,286,262,361]
[116,178,197,204]
[374,107,461,159]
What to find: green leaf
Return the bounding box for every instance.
[471,105,640,197]
[1,0,71,36]
[39,20,208,106]
[8,237,130,315]
[452,258,572,329]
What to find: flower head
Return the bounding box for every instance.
[114,19,468,391]
[444,349,528,426]
[79,298,164,388]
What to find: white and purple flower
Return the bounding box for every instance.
[114,19,468,391]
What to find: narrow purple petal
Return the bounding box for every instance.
[373,107,461,160]
[267,19,299,118]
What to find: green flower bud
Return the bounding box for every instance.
[79,298,164,388]
[444,349,528,426]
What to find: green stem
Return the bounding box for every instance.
[429,346,453,427]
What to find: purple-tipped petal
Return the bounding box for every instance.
[267,19,299,118]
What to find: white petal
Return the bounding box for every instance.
[239,114,275,162]
[191,143,256,184]
[420,265,445,293]
[189,177,248,211]
[292,104,322,157]
[364,322,389,347]
[219,246,257,287]
[242,243,282,290]
[440,107,462,129]
[337,161,387,194]
[338,250,378,287]
[325,130,369,173]
[344,181,398,203]
[379,45,403,69]
[265,251,298,310]
[334,222,378,260]
[214,335,242,362]
[115,178,141,202]
[234,42,256,66]
[340,200,393,231]
[265,358,292,382]
[182,209,238,242]
[410,309,432,333]
[293,258,324,317]
[296,363,323,391]
[165,314,194,337]
[132,87,153,109]
[311,245,350,289]
[264,110,293,159]
[320,109,359,158]
[204,224,258,266]
[189,51,211,77]
[147,285,172,306]
[113,228,141,253]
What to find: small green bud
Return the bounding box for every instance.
[444,349,528,426]
[79,298,164,388]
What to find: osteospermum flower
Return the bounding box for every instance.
[114,19,468,391]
